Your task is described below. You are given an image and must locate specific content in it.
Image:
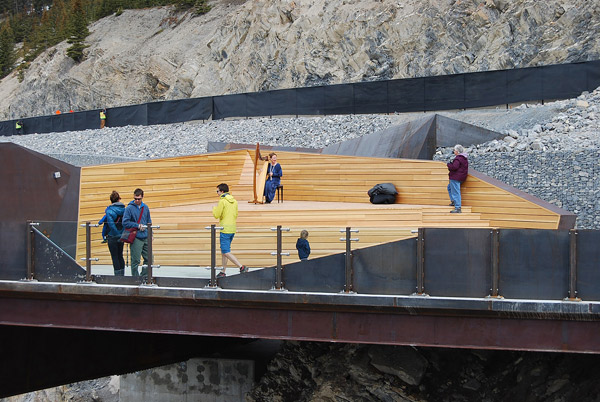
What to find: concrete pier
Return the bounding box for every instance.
[120,358,255,401]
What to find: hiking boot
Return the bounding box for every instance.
[449,201,455,206]
[216,271,226,279]
[450,207,462,213]
[240,265,249,273]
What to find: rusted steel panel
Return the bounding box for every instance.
[353,240,417,295]
[435,115,505,148]
[220,266,276,291]
[499,229,570,300]
[424,228,492,298]
[284,254,345,293]
[0,144,80,279]
[2,296,600,353]
[575,230,600,301]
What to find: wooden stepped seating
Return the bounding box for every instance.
[76,149,572,270]
[83,202,489,267]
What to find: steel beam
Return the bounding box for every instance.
[1,286,600,354]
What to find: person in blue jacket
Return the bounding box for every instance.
[296,229,311,261]
[264,153,282,204]
[122,188,152,277]
[100,191,126,275]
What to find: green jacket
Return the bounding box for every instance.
[212,193,238,234]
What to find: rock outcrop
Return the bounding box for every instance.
[1,0,599,119]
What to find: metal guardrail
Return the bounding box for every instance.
[21,222,600,302]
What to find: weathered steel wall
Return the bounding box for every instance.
[574,230,600,301]
[424,228,492,298]
[498,229,570,300]
[353,240,417,295]
[0,144,80,279]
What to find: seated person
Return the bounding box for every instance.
[264,153,282,203]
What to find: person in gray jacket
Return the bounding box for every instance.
[122,188,152,277]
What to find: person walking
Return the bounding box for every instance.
[212,183,247,278]
[102,191,125,276]
[100,109,107,129]
[122,188,152,277]
[15,120,23,134]
[447,144,469,213]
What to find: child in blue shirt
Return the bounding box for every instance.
[296,229,311,261]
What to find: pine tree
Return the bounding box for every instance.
[0,22,15,78]
[52,0,70,43]
[66,0,89,62]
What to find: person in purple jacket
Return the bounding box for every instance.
[447,144,469,213]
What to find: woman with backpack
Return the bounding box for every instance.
[101,190,126,275]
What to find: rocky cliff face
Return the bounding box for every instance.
[246,342,600,402]
[1,0,599,119]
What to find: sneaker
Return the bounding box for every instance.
[240,265,249,273]
[450,207,462,214]
[449,201,455,206]
[216,272,226,278]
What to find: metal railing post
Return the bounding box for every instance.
[345,227,352,293]
[26,221,37,280]
[211,224,217,287]
[340,227,359,293]
[205,225,223,288]
[85,221,92,281]
[270,226,290,290]
[79,222,99,281]
[145,225,161,284]
[416,228,425,295]
[567,229,580,301]
[276,226,282,289]
[490,228,500,298]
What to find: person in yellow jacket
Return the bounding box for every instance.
[212,183,247,278]
[100,109,106,128]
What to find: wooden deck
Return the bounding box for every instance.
[76,149,574,268]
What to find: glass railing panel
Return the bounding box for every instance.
[36,220,79,259]
[30,220,419,289]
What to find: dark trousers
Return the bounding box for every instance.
[107,236,125,276]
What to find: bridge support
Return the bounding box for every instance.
[120,357,255,401]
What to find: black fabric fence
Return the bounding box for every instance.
[2,60,599,136]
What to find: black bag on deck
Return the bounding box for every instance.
[370,193,396,204]
[367,183,398,204]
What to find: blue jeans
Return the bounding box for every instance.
[447,180,462,208]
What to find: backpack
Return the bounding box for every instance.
[367,183,398,204]
[114,214,123,232]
